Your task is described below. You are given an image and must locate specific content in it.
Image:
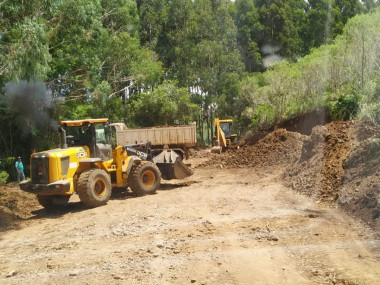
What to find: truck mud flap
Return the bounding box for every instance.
[153,150,193,180]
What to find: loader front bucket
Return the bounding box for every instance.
[153,150,193,180]
[157,160,193,180]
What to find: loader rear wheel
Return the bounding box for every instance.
[77,169,111,208]
[128,162,161,196]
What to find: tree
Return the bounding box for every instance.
[301,0,364,54]
[131,80,200,127]
[138,0,168,49]
[235,0,262,72]
[4,17,51,82]
[46,0,105,98]
[101,0,140,35]
[255,0,305,60]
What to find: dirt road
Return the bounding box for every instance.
[1,157,379,284]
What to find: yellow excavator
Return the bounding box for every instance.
[211,118,239,154]
[20,118,162,209]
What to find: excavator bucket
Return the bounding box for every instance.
[211,146,222,154]
[153,150,193,180]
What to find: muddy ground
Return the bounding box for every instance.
[1,120,380,284]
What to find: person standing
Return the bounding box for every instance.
[15,156,25,182]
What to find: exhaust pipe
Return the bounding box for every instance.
[59,126,68,149]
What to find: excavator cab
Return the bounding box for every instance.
[217,121,237,142]
[211,118,239,154]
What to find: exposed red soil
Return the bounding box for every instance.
[283,121,380,231]
[192,120,380,232]
[199,128,306,169]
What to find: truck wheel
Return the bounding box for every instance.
[77,169,111,208]
[128,162,161,196]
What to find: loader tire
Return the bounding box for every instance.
[37,195,69,209]
[37,195,54,209]
[128,162,161,196]
[77,169,111,208]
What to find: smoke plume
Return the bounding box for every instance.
[4,80,58,135]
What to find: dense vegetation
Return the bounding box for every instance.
[0,0,379,181]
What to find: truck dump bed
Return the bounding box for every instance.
[114,123,197,148]
[111,122,197,180]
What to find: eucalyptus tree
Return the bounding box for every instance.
[235,0,262,72]
[137,0,168,50]
[301,0,364,54]
[254,0,305,60]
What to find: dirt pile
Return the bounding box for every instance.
[283,121,380,230]
[0,183,39,230]
[200,128,306,169]
[192,120,380,230]
[284,121,353,200]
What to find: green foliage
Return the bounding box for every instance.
[235,0,262,72]
[328,92,361,120]
[5,17,51,82]
[251,104,276,128]
[0,157,16,182]
[138,0,168,49]
[256,0,304,59]
[0,171,10,184]
[101,0,140,34]
[234,9,379,131]
[0,0,376,156]
[131,80,200,127]
[358,77,380,124]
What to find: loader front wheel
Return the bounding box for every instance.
[77,169,111,208]
[37,195,69,209]
[37,195,54,209]
[128,162,161,196]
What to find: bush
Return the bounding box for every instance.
[0,171,9,184]
[0,157,17,182]
[251,104,276,128]
[328,92,361,121]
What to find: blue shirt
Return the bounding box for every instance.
[15,161,24,173]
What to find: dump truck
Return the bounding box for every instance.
[211,118,239,154]
[109,122,196,180]
[19,118,162,209]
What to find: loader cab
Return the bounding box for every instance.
[60,118,112,160]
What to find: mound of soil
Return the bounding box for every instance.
[201,128,306,169]
[283,121,380,230]
[194,119,380,230]
[0,183,39,230]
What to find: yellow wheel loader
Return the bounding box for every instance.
[20,118,161,209]
[211,118,239,154]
